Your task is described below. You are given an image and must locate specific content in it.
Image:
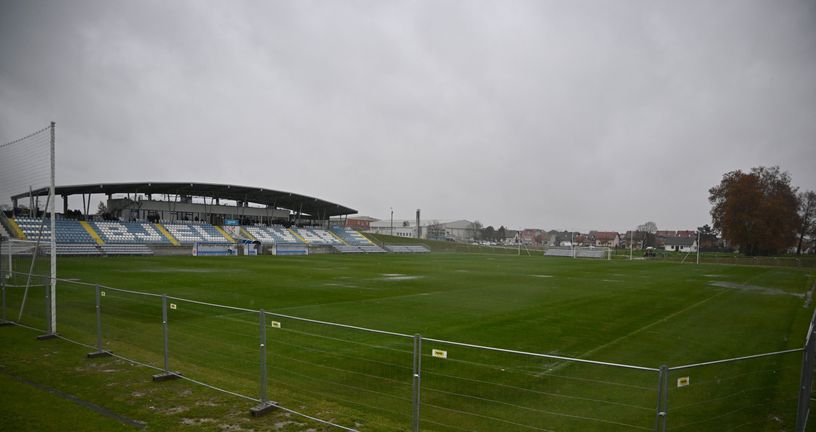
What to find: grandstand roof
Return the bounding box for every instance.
[14,182,356,217]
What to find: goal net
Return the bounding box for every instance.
[0,123,56,332]
[544,246,611,259]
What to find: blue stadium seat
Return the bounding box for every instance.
[330,227,374,245]
[91,221,170,244]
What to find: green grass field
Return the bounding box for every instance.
[2,252,815,431]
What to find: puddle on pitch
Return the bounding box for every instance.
[709,281,803,298]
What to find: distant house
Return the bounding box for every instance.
[337,216,378,231]
[621,231,648,249]
[663,237,697,252]
[521,229,544,245]
[589,231,620,248]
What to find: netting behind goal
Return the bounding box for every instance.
[0,123,56,332]
[544,246,611,259]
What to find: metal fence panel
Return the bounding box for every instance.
[168,298,259,399]
[53,281,97,347]
[5,275,49,331]
[264,312,415,431]
[99,288,165,369]
[418,338,657,431]
[667,351,802,431]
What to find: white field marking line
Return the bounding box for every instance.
[543,289,729,375]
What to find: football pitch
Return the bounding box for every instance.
[2,253,815,431]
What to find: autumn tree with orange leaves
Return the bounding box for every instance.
[709,166,801,256]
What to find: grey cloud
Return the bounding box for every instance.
[1,0,814,231]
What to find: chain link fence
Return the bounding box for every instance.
[1,266,814,431]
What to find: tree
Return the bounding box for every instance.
[637,221,658,234]
[97,201,108,215]
[482,225,496,242]
[497,226,506,243]
[709,166,800,256]
[797,191,816,255]
[697,224,719,250]
[469,220,483,241]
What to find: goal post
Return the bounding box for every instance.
[0,123,57,334]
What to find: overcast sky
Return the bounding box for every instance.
[1,0,814,232]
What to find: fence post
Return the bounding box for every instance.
[36,276,56,339]
[795,316,816,431]
[412,333,422,432]
[654,365,668,432]
[152,294,180,381]
[251,309,277,416]
[87,284,111,358]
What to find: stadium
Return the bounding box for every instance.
[3,181,429,256]
[1,127,815,432]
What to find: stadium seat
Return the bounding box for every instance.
[162,223,231,245]
[245,226,304,244]
[295,228,344,245]
[91,221,170,244]
[13,217,96,244]
[330,227,374,245]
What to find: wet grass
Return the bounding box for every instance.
[1,253,814,431]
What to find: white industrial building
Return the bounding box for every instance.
[368,219,476,242]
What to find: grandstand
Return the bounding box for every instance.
[0,182,427,256]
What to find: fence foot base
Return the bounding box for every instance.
[152,371,182,382]
[0,320,13,326]
[250,401,278,417]
[36,333,57,340]
[87,350,112,359]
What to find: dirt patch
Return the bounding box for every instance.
[709,281,804,298]
[182,417,216,425]
[163,405,189,415]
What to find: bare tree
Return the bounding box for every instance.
[637,221,658,234]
